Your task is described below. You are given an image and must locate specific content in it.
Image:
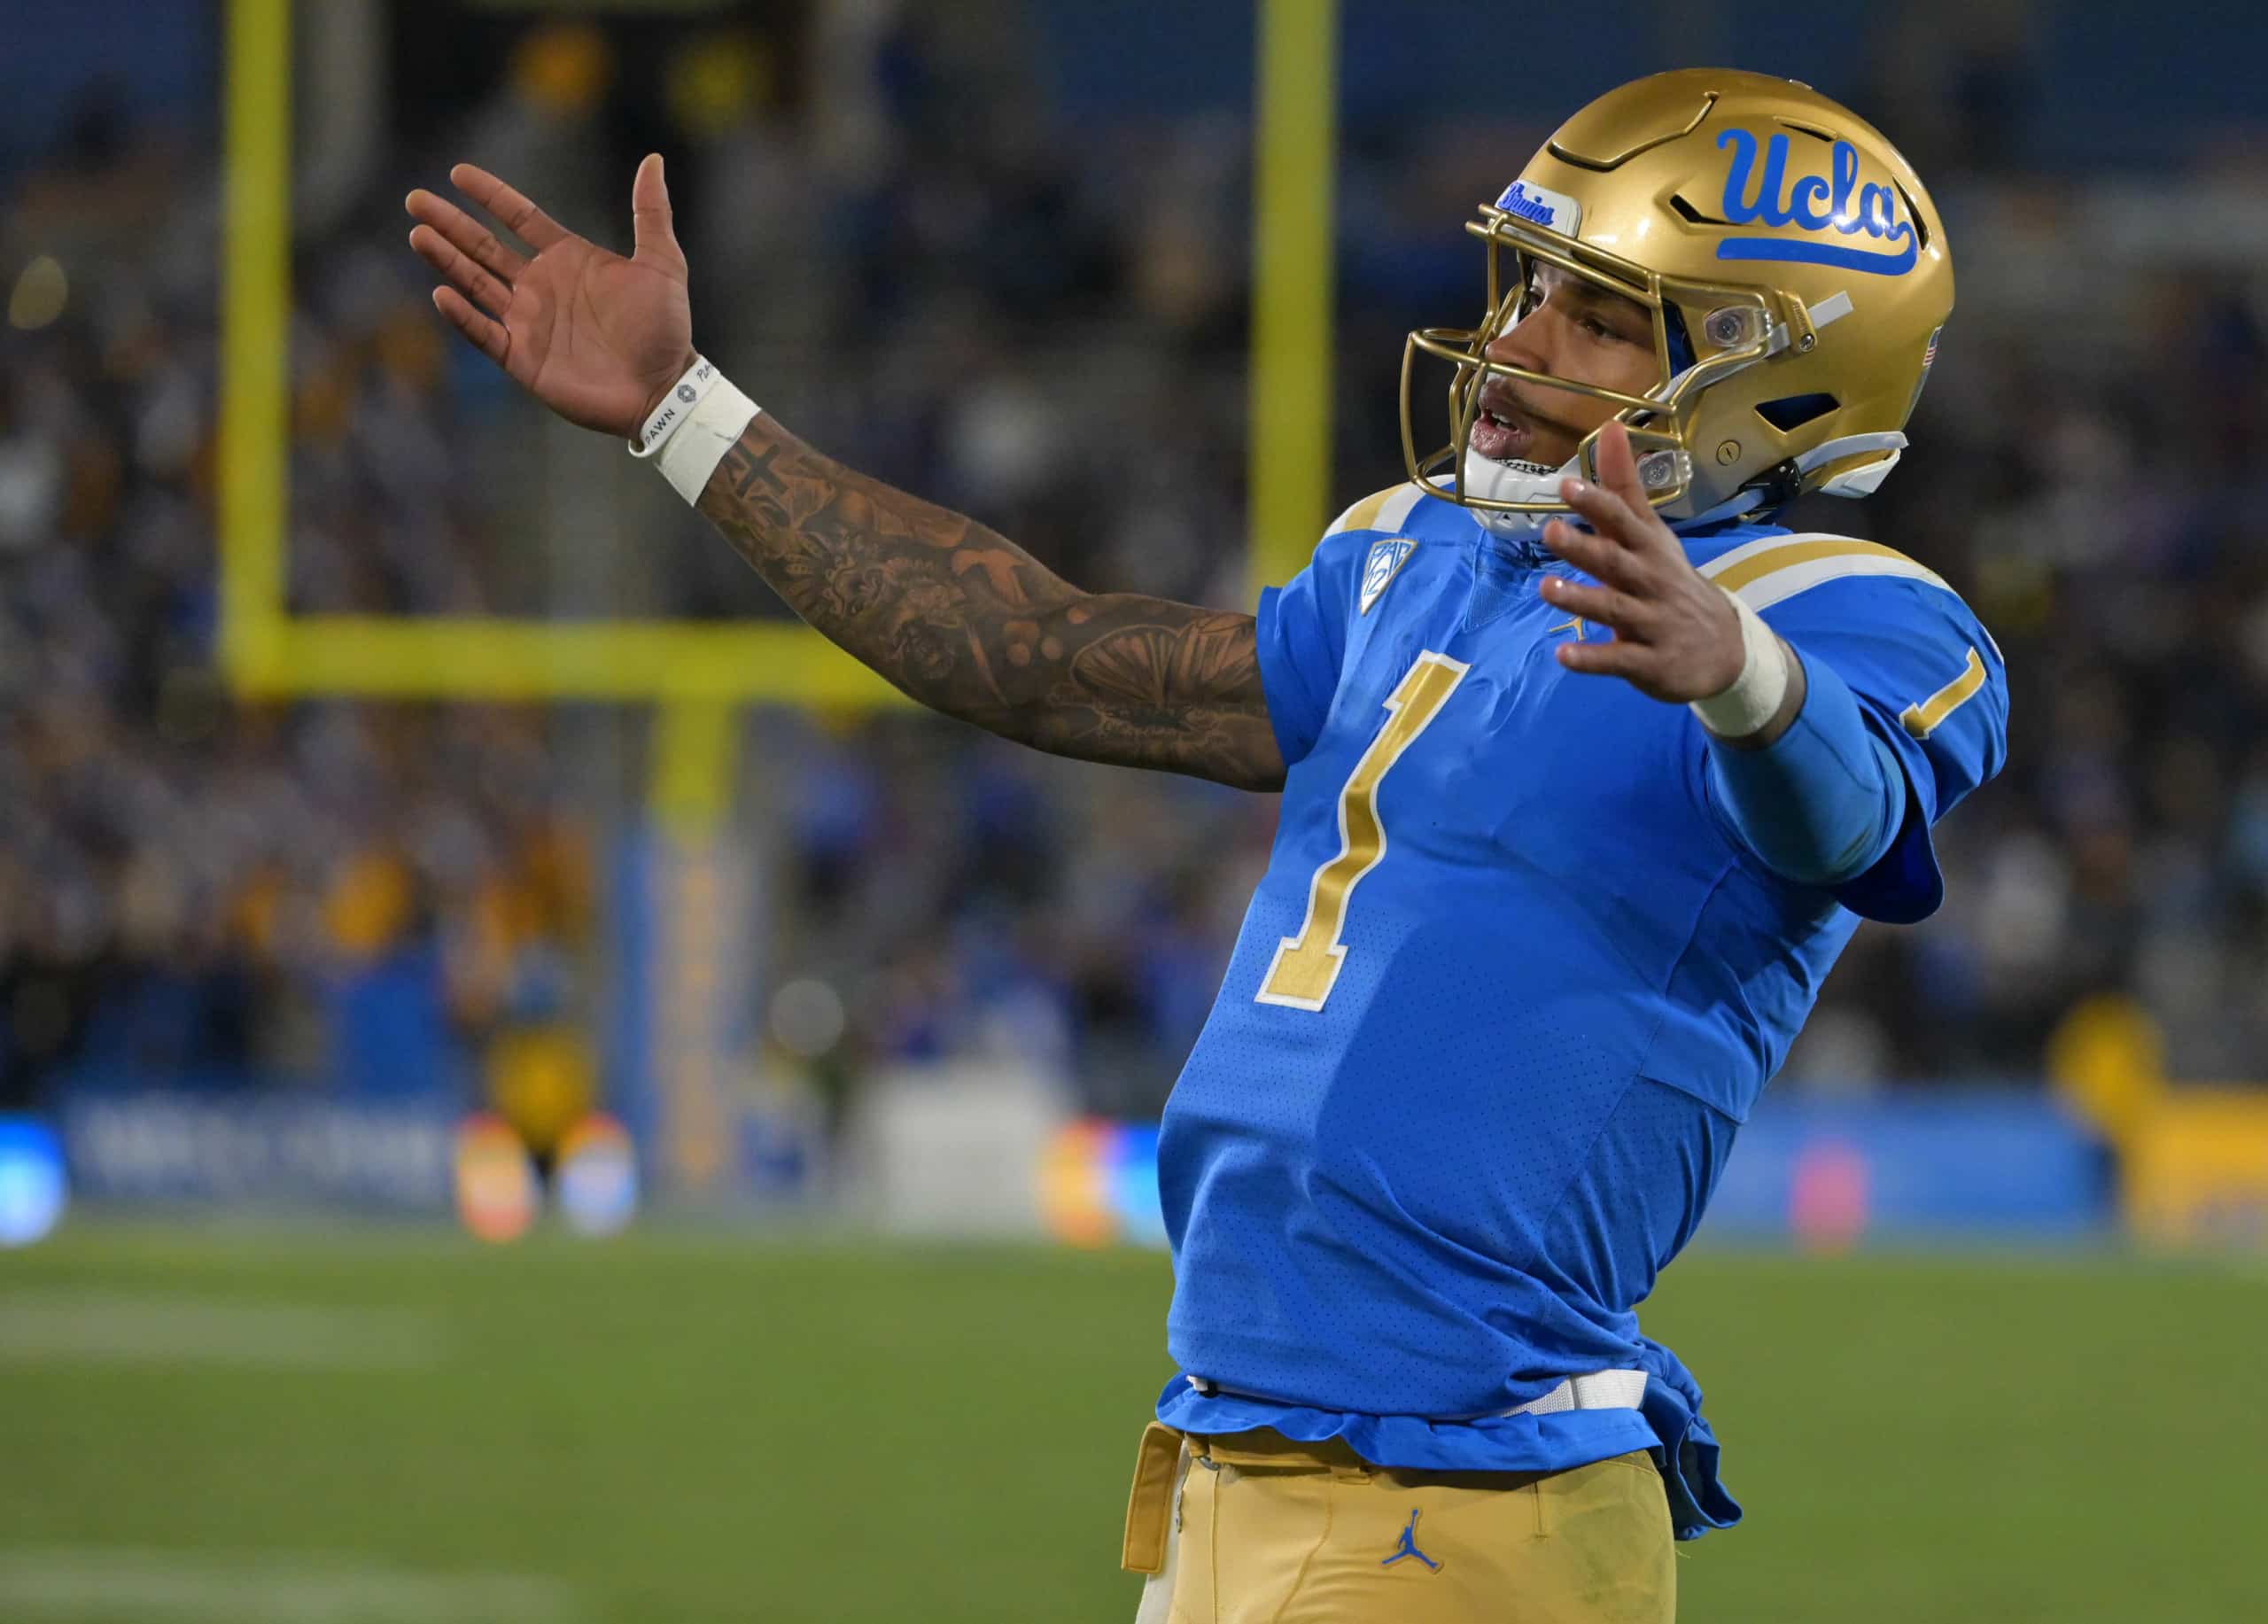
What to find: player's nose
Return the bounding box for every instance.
[1482,322,1553,379]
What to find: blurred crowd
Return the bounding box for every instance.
[4,2,2265,1129]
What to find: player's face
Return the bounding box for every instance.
[1468,263,1658,470]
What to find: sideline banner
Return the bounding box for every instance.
[1689,1091,2108,1247]
[59,1091,455,1211]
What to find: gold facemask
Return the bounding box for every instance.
[1400,68,1954,533]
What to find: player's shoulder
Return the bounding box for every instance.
[1323,481,1432,541]
[1692,526,2007,760]
[1690,524,1998,656]
[1306,483,1472,610]
[1689,525,1952,608]
[1319,481,1475,548]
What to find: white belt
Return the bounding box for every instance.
[1500,1368,1649,1417]
[1184,1367,1647,1418]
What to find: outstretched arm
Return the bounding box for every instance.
[404,155,1283,791]
[695,415,1281,789]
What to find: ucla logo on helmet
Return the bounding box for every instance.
[1713,130,1918,276]
[1359,539,1418,617]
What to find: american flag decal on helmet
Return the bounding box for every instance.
[1906,324,1944,422]
[1359,539,1418,616]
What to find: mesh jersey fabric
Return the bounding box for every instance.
[1155,486,2006,1538]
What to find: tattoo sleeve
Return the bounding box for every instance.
[697,413,1285,791]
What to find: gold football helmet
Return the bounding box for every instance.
[1402,68,1952,537]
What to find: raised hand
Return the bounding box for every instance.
[1534,422,1750,705]
[405,155,695,440]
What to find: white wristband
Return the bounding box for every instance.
[628,356,723,456]
[627,357,762,506]
[1689,588,1790,739]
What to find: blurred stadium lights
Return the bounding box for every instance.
[1038,1118,1167,1249]
[769,977,848,1060]
[453,1112,540,1241]
[5,256,68,332]
[555,1114,641,1237]
[0,1119,68,1247]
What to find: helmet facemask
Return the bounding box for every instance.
[1401,198,1812,540]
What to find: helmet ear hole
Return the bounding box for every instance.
[1755,392,1839,432]
[1894,182,1931,251]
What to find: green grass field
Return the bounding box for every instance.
[0,1226,2261,1622]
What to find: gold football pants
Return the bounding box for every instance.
[1123,1424,1674,1623]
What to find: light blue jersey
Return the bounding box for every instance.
[1153,485,2008,1538]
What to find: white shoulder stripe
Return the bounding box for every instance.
[1732,552,1950,614]
[1324,482,1428,539]
[1699,532,1953,614]
[1373,482,1428,535]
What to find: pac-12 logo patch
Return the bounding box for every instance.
[1359,539,1418,616]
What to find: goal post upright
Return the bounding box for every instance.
[1247,0,1340,604]
[218,0,291,695]
[215,0,1338,710]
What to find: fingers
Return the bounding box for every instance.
[431,285,509,368]
[404,189,526,283]
[1557,422,1676,561]
[1538,574,1644,634]
[629,152,684,271]
[1556,473,1651,556]
[1539,517,1647,588]
[408,224,512,323]
[1590,418,1651,508]
[1556,638,1648,680]
[448,162,571,252]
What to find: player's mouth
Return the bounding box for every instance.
[1470,380,1542,462]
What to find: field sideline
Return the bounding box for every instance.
[1,1226,2260,1622]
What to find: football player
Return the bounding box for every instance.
[408,66,2005,1624]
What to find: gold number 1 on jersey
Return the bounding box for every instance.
[1256,651,1470,1012]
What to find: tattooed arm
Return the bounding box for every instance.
[699,415,1284,790]
[403,158,1279,787]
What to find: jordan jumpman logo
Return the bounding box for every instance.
[1380,1508,1441,1571]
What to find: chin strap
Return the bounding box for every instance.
[1450,449,1577,542]
[1676,487,1772,530]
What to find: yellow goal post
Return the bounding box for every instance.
[217,0,1337,814]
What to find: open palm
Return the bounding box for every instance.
[406,155,695,440]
